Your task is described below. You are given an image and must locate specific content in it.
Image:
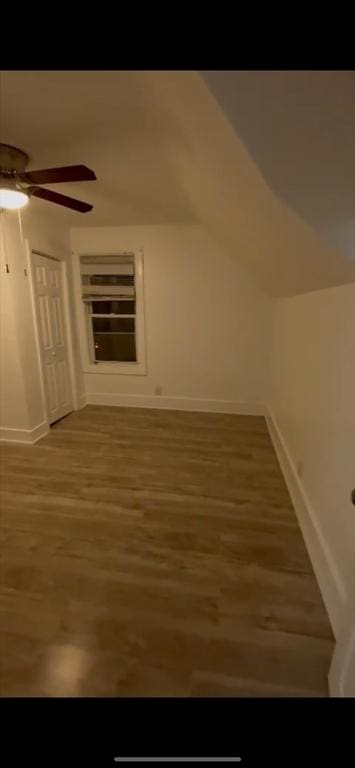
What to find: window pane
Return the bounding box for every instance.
[92,317,135,333]
[89,274,134,286]
[94,333,136,362]
[90,300,135,315]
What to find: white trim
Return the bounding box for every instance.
[61,257,81,410]
[329,606,355,697]
[266,408,346,639]
[339,626,355,697]
[0,420,49,444]
[25,241,47,425]
[83,363,147,376]
[329,668,343,697]
[85,393,265,415]
[329,638,348,698]
[77,394,87,409]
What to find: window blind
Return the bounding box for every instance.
[80,254,135,299]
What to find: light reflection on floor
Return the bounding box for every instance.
[41,644,92,696]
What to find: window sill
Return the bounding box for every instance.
[83,361,147,376]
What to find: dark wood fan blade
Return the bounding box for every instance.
[29,186,93,212]
[18,165,96,185]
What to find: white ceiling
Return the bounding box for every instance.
[0,70,196,226]
[202,70,355,261]
[1,70,354,295]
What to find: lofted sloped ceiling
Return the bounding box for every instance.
[202,70,355,264]
[1,70,354,296]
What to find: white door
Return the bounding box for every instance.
[33,252,73,425]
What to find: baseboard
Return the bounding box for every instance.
[328,642,346,697]
[0,420,49,445]
[328,667,343,697]
[266,408,346,640]
[85,392,266,416]
[77,394,87,410]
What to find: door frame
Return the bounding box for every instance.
[26,242,79,427]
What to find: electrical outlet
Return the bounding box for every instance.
[154,385,163,396]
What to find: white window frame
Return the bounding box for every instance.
[73,249,147,375]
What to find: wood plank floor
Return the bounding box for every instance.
[0,406,333,696]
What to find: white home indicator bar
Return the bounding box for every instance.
[114,759,242,763]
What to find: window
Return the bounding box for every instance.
[77,252,146,375]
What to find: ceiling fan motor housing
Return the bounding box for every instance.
[0,144,29,175]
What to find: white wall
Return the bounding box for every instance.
[71,225,273,411]
[0,207,82,436]
[268,283,355,637]
[0,233,29,430]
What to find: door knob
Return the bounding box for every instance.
[52,351,56,356]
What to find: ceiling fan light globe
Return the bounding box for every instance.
[0,188,29,210]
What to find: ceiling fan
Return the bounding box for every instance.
[0,143,96,213]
